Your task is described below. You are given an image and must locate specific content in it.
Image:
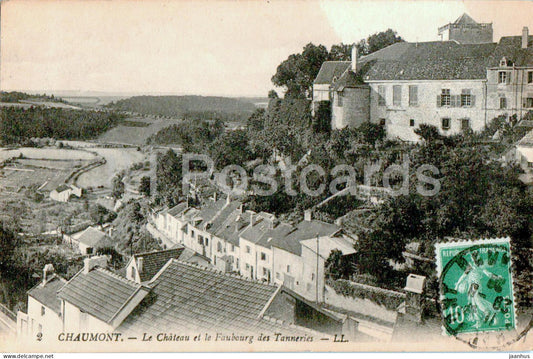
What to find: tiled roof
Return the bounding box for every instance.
[134,247,186,282]
[300,235,355,259]
[319,36,533,85]
[518,129,533,146]
[58,267,147,324]
[166,202,188,217]
[255,223,294,249]
[196,198,227,227]
[28,275,67,314]
[76,227,112,248]
[314,61,350,84]
[272,220,341,256]
[118,260,308,335]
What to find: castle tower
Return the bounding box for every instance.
[438,13,493,44]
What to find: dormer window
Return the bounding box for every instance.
[332,76,338,83]
[500,57,508,67]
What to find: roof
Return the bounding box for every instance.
[76,226,112,248]
[196,198,227,228]
[272,220,341,256]
[133,247,186,282]
[28,275,67,314]
[317,34,533,84]
[166,202,188,217]
[314,61,350,84]
[58,267,148,323]
[118,260,309,335]
[300,236,355,259]
[517,146,533,162]
[54,184,71,193]
[332,69,367,90]
[453,13,479,26]
[518,129,533,146]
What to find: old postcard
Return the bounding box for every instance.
[0,0,532,355]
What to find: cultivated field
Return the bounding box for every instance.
[97,116,184,145]
[0,147,96,161]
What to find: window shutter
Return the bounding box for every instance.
[437,95,441,107]
[471,95,475,107]
[450,95,456,107]
[506,73,511,84]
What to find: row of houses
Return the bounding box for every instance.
[152,196,357,303]
[18,254,360,343]
[313,14,533,142]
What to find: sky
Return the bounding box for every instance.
[1,0,532,97]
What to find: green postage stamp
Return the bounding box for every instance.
[435,238,516,336]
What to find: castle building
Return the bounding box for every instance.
[438,13,493,44]
[312,14,533,142]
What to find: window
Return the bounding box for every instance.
[191,230,195,238]
[205,238,209,246]
[286,265,290,273]
[246,245,251,254]
[461,89,472,107]
[500,97,507,109]
[41,306,45,316]
[525,98,533,108]
[408,85,418,106]
[393,85,402,106]
[441,118,451,130]
[528,162,533,168]
[379,118,386,126]
[245,263,250,270]
[378,85,386,106]
[217,242,222,252]
[498,71,508,84]
[529,71,533,84]
[337,92,343,107]
[260,252,267,261]
[461,118,471,131]
[86,247,93,255]
[230,244,234,252]
[198,235,203,245]
[409,119,415,127]
[440,89,451,106]
[183,225,188,234]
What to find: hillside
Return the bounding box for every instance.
[106,95,257,118]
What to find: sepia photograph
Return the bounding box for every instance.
[0,0,532,355]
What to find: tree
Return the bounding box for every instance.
[268,90,278,99]
[312,101,331,134]
[139,176,151,197]
[272,43,328,99]
[328,43,352,61]
[325,249,355,280]
[112,175,125,200]
[414,124,443,143]
[90,204,116,226]
[366,29,404,54]
[96,247,123,270]
[208,130,253,168]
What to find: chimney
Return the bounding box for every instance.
[522,27,529,49]
[304,209,313,222]
[137,257,144,273]
[42,264,55,287]
[83,255,109,274]
[351,44,358,72]
[249,211,255,227]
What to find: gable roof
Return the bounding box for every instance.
[28,275,67,314]
[133,247,186,282]
[58,267,148,324]
[166,202,188,217]
[118,260,309,335]
[76,226,112,248]
[271,220,341,256]
[319,34,533,86]
[314,61,350,85]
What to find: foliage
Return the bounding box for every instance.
[139,176,151,197]
[208,129,254,168]
[325,249,356,280]
[111,175,125,200]
[89,204,117,225]
[96,246,124,270]
[327,278,405,311]
[155,149,183,207]
[361,29,404,55]
[146,119,224,150]
[0,107,123,145]
[106,95,256,118]
[312,101,331,133]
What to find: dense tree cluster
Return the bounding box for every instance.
[272,29,403,98]
[0,106,123,145]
